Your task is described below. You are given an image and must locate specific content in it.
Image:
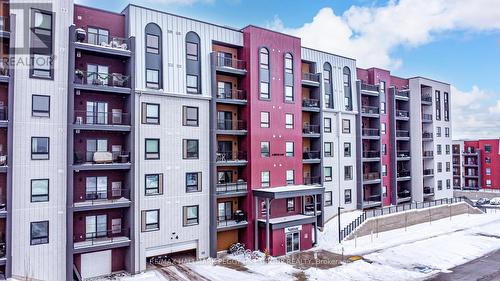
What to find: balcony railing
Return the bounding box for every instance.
[0,17,9,32]
[362,128,380,136]
[304,203,322,214]
[74,110,131,126]
[364,194,382,202]
[361,83,379,92]
[215,53,246,70]
[362,106,379,114]
[421,95,432,102]
[363,172,380,181]
[76,189,130,205]
[422,114,433,121]
[74,71,130,88]
[216,181,248,194]
[423,169,434,176]
[216,151,247,162]
[396,110,409,118]
[74,151,130,165]
[396,130,410,138]
[304,176,321,185]
[424,187,435,194]
[423,151,434,157]
[396,90,410,98]
[217,119,247,131]
[397,150,410,158]
[302,98,320,108]
[463,161,478,166]
[217,88,246,101]
[422,132,433,139]
[397,170,411,178]
[0,105,7,121]
[302,72,321,83]
[397,190,411,198]
[76,32,130,51]
[217,212,247,227]
[303,151,320,160]
[74,228,130,245]
[363,151,380,158]
[303,124,320,134]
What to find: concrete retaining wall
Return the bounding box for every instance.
[346,202,482,240]
[454,190,500,200]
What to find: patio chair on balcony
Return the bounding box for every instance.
[111,38,127,50]
[93,152,113,164]
[112,73,128,87]
[0,155,6,166]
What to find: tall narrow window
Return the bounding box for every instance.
[444,92,449,121]
[323,63,333,108]
[284,53,294,102]
[343,67,352,111]
[30,10,53,79]
[435,90,441,120]
[186,32,201,94]
[145,23,162,89]
[259,48,270,99]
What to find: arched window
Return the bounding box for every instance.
[186,31,201,94]
[145,23,162,89]
[284,53,294,102]
[259,48,270,99]
[343,67,352,111]
[323,62,333,108]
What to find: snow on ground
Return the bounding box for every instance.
[318,210,363,245]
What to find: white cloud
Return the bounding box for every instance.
[268,0,500,69]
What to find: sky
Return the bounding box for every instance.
[75,0,500,140]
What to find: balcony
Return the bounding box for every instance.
[422,114,433,122]
[363,172,381,184]
[216,88,247,104]
[302,98,320,111]
[217,212,248,231]
[301,72,321,87]
[397,189,412,203]
[423,151,434,158]
[423,169,434,177]
[216,151,247,166]
[421,95,432,104]
[362,128,380,138]
[463,185,480,190]
[304,202,322,216]
[0,16,10,39]
[397,170,411,180]
[464,173,479,178]
[361,106,380,116]
[397,150,411,159]
[73,228,131,253]
[74,71,131,94]
[73,189,131,211]
[362,151,380,161]
[396,130,410,139]
[422,132,433,141]
[424,187,435,197]
[0,105,7,127]
[395,110,409,119]
[216,181,248,197]
[360,83,379,95]
[302,124,320,137]
[216,119,247,135]
[73,151,131,170]
[463,161,478,167]
[462,150,478,156]
[73,110,131,131]
[74,31,131,57]
[302,151,321,164]
[214,53,247,76]
[363,194,382,208]
[395,89,410,99]
[304,176,321,186]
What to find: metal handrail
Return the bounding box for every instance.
[396,90,410,98]
[363,151,380,158]
[422,114,433,121]
[217,88,246,101]
[216,151,247,162]
[215,53,246,70]
[362,128,379,136]
[302,98,320,108]
[74,228,130,245]
[304,176,321,185]
[421,95,432,102]
[302,72,321,82]
[74,110,131,126]
[423,169,434,175]
[303,124,320,134]
[75,189,130,205]
[74,151,131,165]
[216,181,248,194]
[216,119,247,130]
[361,83,379,92]
[74,71,130,88]
[363,172,380,180]
[362,106,379,114]
[396,110,409,117]
[396,130,410,137]
[303,151,320,160]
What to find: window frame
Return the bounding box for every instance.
[342,119,351,134]
[142,209,160,232]
[183,205,199,226]
[324,167,333,182]
[182,106,199,127]
[344,166,353,180]
[30,220,49,245]
[285,141,294,157]
[261,171,270,187]
[260,141,270,158]
[324,118,332,133]
[344,142,351,157]
[344,189,352,204]
[186,172,202,193]
[286,198,295,212]
[260,112,270,128]
[183,139,199,159]
[324,142,333,157]
[324,191,333,206]
[142,102,160,124]
[145,138,160,160]
[286,169,295,185]
[30,9,54,80]
[145,174,163,196]
[32,94,50,117]
[31,137,50,160]
[285,113,294,129]
[31,179,49,202]
[146,68,160,89]
[146,34,160,54]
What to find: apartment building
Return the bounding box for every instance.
[0,1,454,280]
[453,139,500,190]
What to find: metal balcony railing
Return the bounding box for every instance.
[422,132,433,139]
[361,83,379,92]
[217,88,246,101]
[74,71,130,88]
[397,150,410,157]
[215,53,246,70]
[397,190,411,198]
[302,98,320,108]
[76,189,130,205]
[216,151,247,162]
[303,124,320,134]
[303,151,320,160]
[76,32,130,51]
[304,176,321,185]
[364,194,382,202]
[362,128,379,136]
[217,119,247,131]
[422,114,433,121]
[74,228,130,245]
[0,105,7,121]
[424,187,435,194]
[363,151,380,158]
[74,151,131,165]
[423,151,434,157]
[362,106,379,114]
[396,130,410,138]
[396,110,409,118]
[397,170,411,178]
[74,110,131,126]
[421,95,432,102]
[396,90,410,98]
[217,212,247,227]
[423,169,434,175]
[216,181,248,194]
[363,172,380,181]
[304,203,322,214]
[302,72,321,82]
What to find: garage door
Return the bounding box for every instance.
[81,250,112,280]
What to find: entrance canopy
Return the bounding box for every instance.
[252,185,324,199]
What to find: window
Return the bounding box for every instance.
[145,139,160,159]
[324,118,332,133]
[183,205,199,226]
[86,64,108,85]
[183,139,199,159]
[380,102,386,114]
[146,69,160,89]
[324,191,332,206]
[261,171,270,187]
[344,189,352,204]
[31,137,49,160]
[436,127,441,137]
[286,170,294,185]
[145,174,163,195]
[437,162,442,173]
[261,141,270,157]
[31,221,49,245]
[146,34,160,54]
[382,186,387,197]
[260,112,270,128]
[31,179,49,202]
[324,167,332,181]
[342,119,351,133]
[285,114,294,129]
[32,95,50,117]
[446,145,450,155]
[445,127,450,137]
[435,90,441,120]
[486,157,491,163]
[142,210,159,231]
[185,31,200,62]
[381,123,386,134]
[285,142,294,157]
[446,162,450,172]
[284,53,294,102]
[186,42,198,60]
[287,198,295,211]
[142,103,160,124]
[382,165,387,176]
[186,172,202,192]
[343,67,352,111]
[324,142,333,157]
[486,168,491,175]
[344,142,351,157]
[88,27,109,46]
[344,166,353,180]
[183,106,199,126]
[486,179,492,187]
[186,75,199,94]
[323,63,333,108]
[31,10,53,79]
[438,180,443,190]
[382,144,387,155]
[437,145,442,155]
[259,48,270,99]
[485,145,492,153]
[444,92,449,121]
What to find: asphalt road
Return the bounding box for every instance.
[427,249,500,281]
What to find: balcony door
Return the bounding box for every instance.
[86,101,108,125]
[86,176,108,200]
[217,111,232,130]
[86,139,108,162]
[286,231,300,254]
[217,81,231,99]
[217,201,232,222]
[217,52,232,67]
[217,171,232,184]
[86,214,107,239]
[217,141,232,161]
[87,64,109,85]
